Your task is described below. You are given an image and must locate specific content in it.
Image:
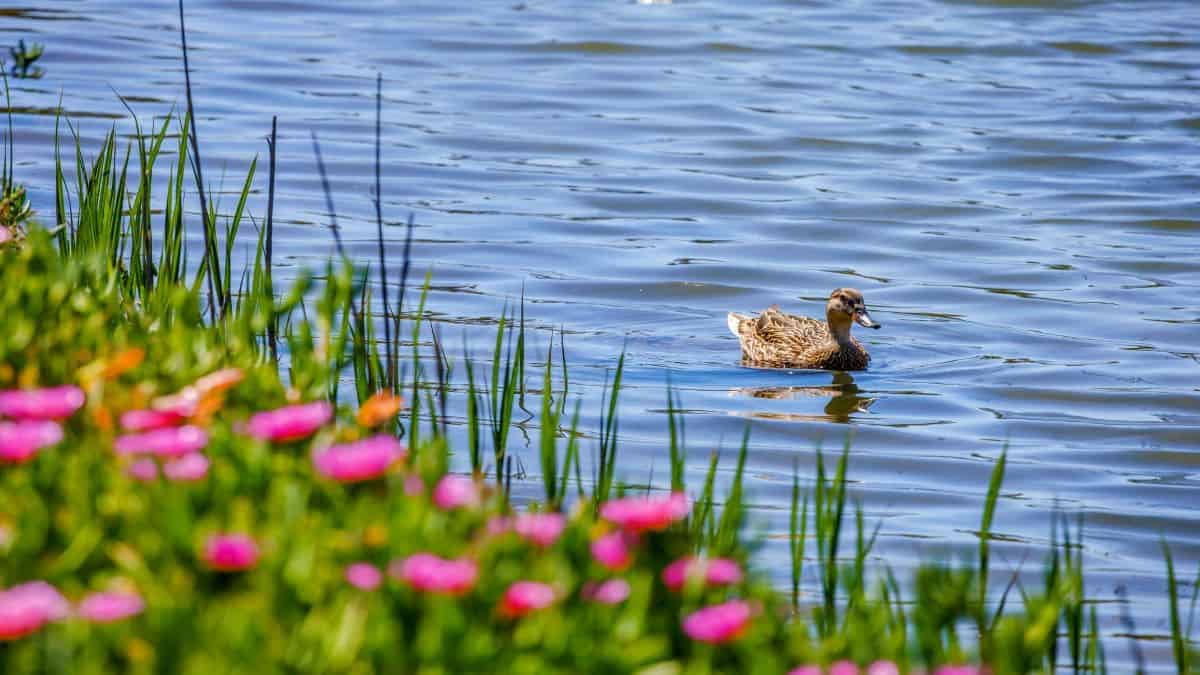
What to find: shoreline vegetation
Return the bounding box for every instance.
[2,4,1197,673]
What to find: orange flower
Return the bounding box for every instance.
[356,391,404,428]
[102,348,145,380]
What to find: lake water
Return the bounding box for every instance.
[5,0,1200,668]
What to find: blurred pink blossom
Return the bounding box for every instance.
[681,599,753,644]
[581,578,631,605]
[312,435,405,483]
[114,425,208,458]
[591,531,637,571]
[344,562,383,591]
[403,473,425,496]
[485,515,512,536]
[662,556,743,591]
[120,408,187,432]
[432,474,481,510]
[599,491,689,533]
[127,458,158,482]
[513,512,566,548]
[867,661,900,675]
[0,420,63,464]
[0,385,84,421]
[0,581,69,641]
[244,402,333,442]
[830,661,859,675]
[77,591,144,623]
[163,453,210,482]
[934,667,985,675]
[391,553,478,595]
[787,668,822,675]
[500,581,556,618]
[203,533,260,572]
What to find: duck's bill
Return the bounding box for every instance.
[854,310,881,329]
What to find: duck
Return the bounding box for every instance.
[726,288,881,370]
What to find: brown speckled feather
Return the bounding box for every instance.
[729,304,870,370]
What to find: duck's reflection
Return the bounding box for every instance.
[731,372,874,423]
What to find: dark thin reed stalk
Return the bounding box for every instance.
[1115,585,1146,675]
[177,0,222,320]
[309,132,347,260]
[265,115,278,361]
[373,73,394,389]
[392,212,415,393]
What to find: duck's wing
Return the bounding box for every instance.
[754,306,828,345]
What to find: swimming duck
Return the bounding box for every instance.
[726,288,881,370]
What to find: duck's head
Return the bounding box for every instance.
[826,288,881,330]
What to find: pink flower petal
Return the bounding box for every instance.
[662,556,743,591]
[391,553,478,595]
[163,453,210,482]
[113,425,208,458]
[0,420,63,464]
[591,531,637,571]
[244,402,333,442]
[500,581,556,618]
[0,386,84,421]
[867,661,900,675]
[120,408,187,432]
[344,562,383,591]
[581,578,630,605]
[127,458,159,482]
[681,599,753,644]
[0,581,69,641]
[432,474,481,510]
[513,512,566,548]
[312,435,405,483]
[599,492,689,533]
[203,534,259,572]
[830,661,859,675]
[787,668,822,675]
[77,591,144,623]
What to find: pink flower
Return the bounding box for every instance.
[513,512,566,548]
[830,661,859,675]
[662,556,743,591]
[120,408,187,432]
[432,474,481,510]
[581,579,630,605]
[0,581,69,641]
[867,661,900,675]
[203,533,260,572]
[599,492,689,533]
[681,599,753,644]
[77,591,144,623]
[0,420,63,464]
[403,473,425,496]
[113,425,208,458]
[0,386,84,421]
[500,581,556,618]
[391,553,478,595]
[591,531,637,571]
[934,667,985,675]
[344,562,383,591]
[486,515,512,536]
[787,668,822,675]
[244,402,333,442]
[312,435,405,483]
[127,458,158,482]
[163,453,210,482]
